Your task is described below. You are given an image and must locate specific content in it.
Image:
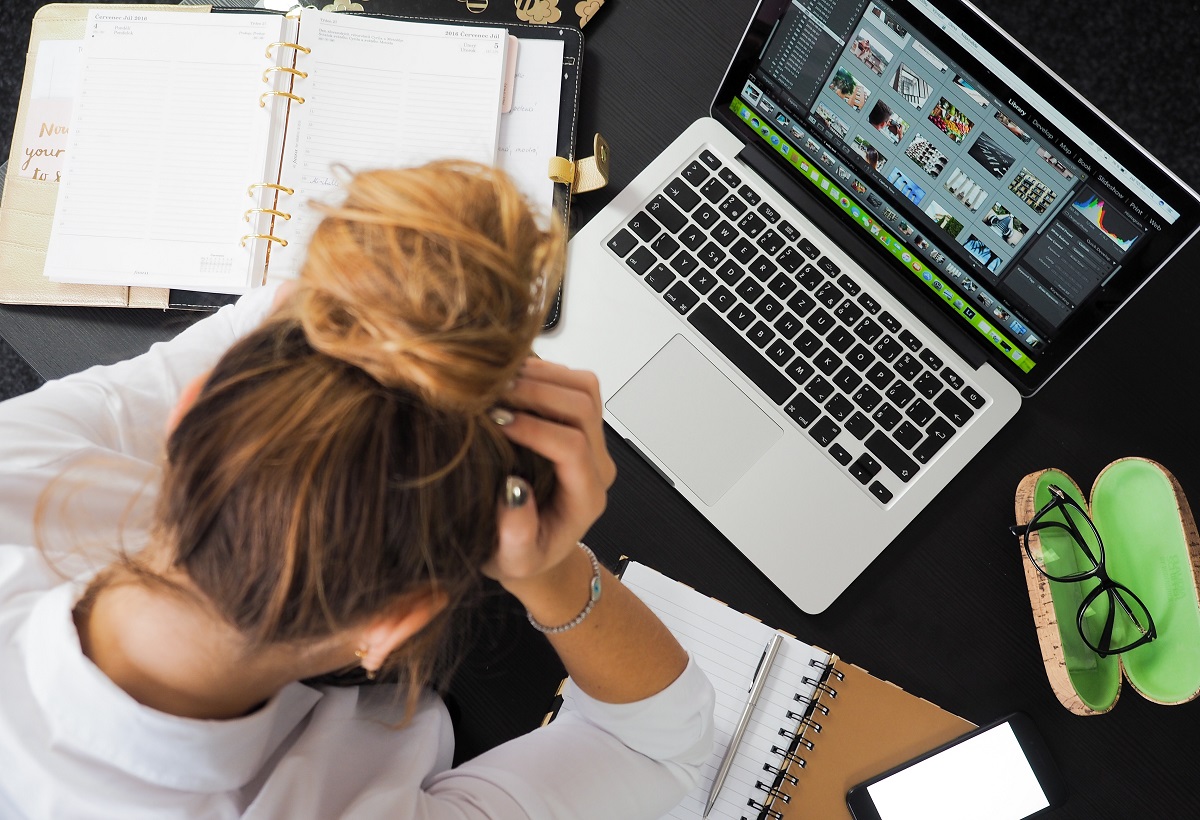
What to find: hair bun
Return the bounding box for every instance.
[291,162,565,412]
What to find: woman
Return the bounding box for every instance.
[0,162,714,818]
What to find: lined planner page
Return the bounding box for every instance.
[495,37,564,218]
[44,11,286,291]
[560,562,830,820]
[269,10,507,279]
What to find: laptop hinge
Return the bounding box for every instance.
[733,144,989,371]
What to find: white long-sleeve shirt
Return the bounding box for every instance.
[0,286,715,819]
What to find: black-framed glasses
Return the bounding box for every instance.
[1010,484,1156,658]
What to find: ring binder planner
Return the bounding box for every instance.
[265,41,311,58]
[248,183,295,197]
[240,234,288,247]
[244,208,292,222]
[262,66,310,83]
[550,561,974,819]
[259,91,306,108]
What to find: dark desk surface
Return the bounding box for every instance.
[4,1,1200,816]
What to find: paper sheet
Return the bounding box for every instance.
[17,39,84,182]
[495,36,564,219]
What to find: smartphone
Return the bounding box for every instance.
[846,713,1067,820]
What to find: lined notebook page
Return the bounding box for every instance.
[495,37,564,219]
[560,562,830,820]
[269,10,507,279]
[44,11,286,291]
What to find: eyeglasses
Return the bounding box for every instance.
[1010,484,1156,658]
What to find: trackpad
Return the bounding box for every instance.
[606,335,783,506]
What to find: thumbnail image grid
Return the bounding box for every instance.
[868,100,908,144]
[905,133,948,177]
[967,131,1015,179]
[888,168,927,205]
[942,167,988,212]
[815,103,850,139]
[924,200,965,239]
[830,66,872,110]
[1009,167,1057,214]
[853,134,888,171]
[953,75,990,107]
[963,233,1003,273]
[850,28,893,76]
[891,62,932,110]
[927,98,974,143]
[994,111,1032,143]
[1036,147,1075,180]
[982,203,1028,247]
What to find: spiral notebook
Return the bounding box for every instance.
[555,561,973,820]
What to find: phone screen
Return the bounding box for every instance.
[862,722,1050,820]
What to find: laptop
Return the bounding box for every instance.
[534,0,1200,613]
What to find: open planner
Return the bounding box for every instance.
[0,3,584,308]
[555,562,974,820]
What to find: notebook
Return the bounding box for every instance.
[534,0,1200,613]
[553,561,973,819]
[0,3,585,314]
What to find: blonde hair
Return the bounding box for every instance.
[102,162,563,710]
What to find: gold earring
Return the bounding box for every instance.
[355,647,378,681]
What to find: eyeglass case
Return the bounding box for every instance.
[1014,458,1200,716]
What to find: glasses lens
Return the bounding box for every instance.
[1027,494,1103,582]
[1079,583,1156,656]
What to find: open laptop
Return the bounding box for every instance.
[535,0,1200,613]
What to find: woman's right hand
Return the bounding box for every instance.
[483,358,616,591]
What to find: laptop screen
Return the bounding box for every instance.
[712,0,1200,394]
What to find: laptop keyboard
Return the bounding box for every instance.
[604,147,990,505]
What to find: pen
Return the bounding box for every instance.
[703,632,784,818]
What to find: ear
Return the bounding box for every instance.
[357,588,451,674]
[167,371,210,434]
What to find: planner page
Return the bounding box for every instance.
[495,36,564,219]
[44,10,287,292]
[268,10,507,279]
[559,562,830,820]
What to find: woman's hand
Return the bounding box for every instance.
[483,358,616,589]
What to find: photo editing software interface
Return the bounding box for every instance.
[733,0,1181,374]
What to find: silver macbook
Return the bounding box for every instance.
[535,0,1200,612]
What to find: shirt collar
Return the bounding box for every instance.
[21,582,323,793]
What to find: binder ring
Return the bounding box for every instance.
[240,234,289,248]
[266,41,312,58]
[779,727,814,750]
[244,208,292,222]
[809,658,845,680]
[748,799,785,820]
[262,66,309,83]
[764,762,799,786]
[794,693,830,715]
[771,744,807,768]
[248,182,295,198]
[755,782,792,804]
[260,91,306,108]
[785,711,822,732]
[814,682,839,698]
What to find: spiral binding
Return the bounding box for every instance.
[763,761,799,786]
[746,799,784,820]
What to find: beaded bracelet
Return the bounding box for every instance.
[526,542,602,635]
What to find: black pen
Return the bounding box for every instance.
[703,632,784,818]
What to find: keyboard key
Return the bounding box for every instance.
[693,203,719,229]
[914,371,943,400]
[768,273,798,299]
[778,247,805,273]
[627,246,656,274]
[687,304,796,405]
[682,160,710,185]
[873,336,903,362]
[797,265,823,291]
[719,195,747,220]
[814,348,842,375]
[719,167,741,187]
[738,212,767,238]
[849,453,881,484]
[690,269,718,295]
[664,177,700,211]
[893,421,922,449]
[711,220,738,246]
[728,304,755,330]
[905,398,934,426]
[846,343,875,372]
[628,213,660,242]
[961,385,985,408]
[845,412,873,440]
[647,195,686,232]
[830,443,853,466]
[669,251,699,276]
[933,391,974,426]
[825,394,854,421]
[809,417,841,448]
[919,349,944,370]
[834,299,864,326]
[643,263,675,291]
[885,381,916,408]
[747,320,775,349]
[836,275,861,296]
[698,242,726,269]
[899,329,922,352]
[854,317,883,344]
[784,357,815,385]
[715,260,743,286]
[749,256,778,282]
[770,314,801,345]
[651,233,680,259]
[678,224,706,251]
[807,308,835,335]
[766,338,794,366]
[755,294,783,321]
[872,403,902,430]
[731,238,757,264]
[833,366,862,393]
[866,362,894,390]
[800,239,821,259]
[794,330,821,357]
[879,311,902,333]
[709,285,736,312]
[699,149,721,169]
[816,255,840,275]
[865,432,919,482]
[825,326,854,353]
[757,229,786,255]
[869,482,893,503]
[852,384,882,413]
[738,184,761,205]
[914,418,955,463]
[786,291,815,318]
[894,353,921,381]
[608,229,638,257]
[735,278,765,303]
[815,282,844,309]
[941,368,964,390]
[700,178,728,203]
[663,281,699,315]
[857,293,881,314]
[778,220,800,241]
[805,375,835,403]
[784,394,821,427]
[758,202,781,223]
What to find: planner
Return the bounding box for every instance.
[555,562,974,820]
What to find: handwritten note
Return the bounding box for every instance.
[18,39,84,181]
[495,37,564,219]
